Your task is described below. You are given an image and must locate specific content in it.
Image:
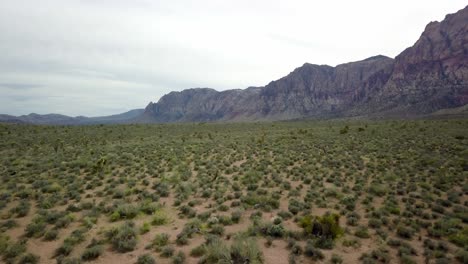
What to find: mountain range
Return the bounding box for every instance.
[1,6,467,125]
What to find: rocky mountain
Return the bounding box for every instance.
[141,5,467,122]
[0,109,144,125]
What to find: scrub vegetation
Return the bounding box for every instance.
[0,120,466,263]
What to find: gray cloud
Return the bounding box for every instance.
[0,83,42,90]
[0,0,466,116]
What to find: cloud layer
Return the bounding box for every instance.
[0,0,466,116]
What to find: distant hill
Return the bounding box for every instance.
[0,109,144,125]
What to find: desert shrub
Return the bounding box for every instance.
[140,222,151,234]
[153,182,170,197]
[24,219,46,238]
[44,229,59,241]
[209,224,225,236]
[241,193,279,211]
[288,199,303,215]
[331,254,344,264]
[140,201,159,215]
[55,242,74,257]
[355,226,371,238]
[160,245,175,257]
[136,254,156,264]
[106,221,137,253]
[151,233,169,251]
[110,204,139,221]
[172,251,186,264]
[289,241,303,256]
[0,234,10,255]
[231,210,242,223]
[190,245,206,257]
[359,247,391,263]
[4,242,26,259]
[277,210,293,220]
[396,225,414,239]
[151,210,170,226]
[314,236,334,249]
[0,219,18,231]
[342,238,361,248]
[11,201,31,217]
[200,238,231,264]
[17,253,40,264]
[252,221,285,238]
[218,215,233,226]
[455,250,468,263]
[299,213,343,239]
[400,254,416,264]
[368,218,382,229]
[230,236,263,264]
[218,204,229,212]
[55,229,87,257]
[368,183,388,196]
[179,205,196,218]
[304,240,324,260]
[55,214,75,229]
[449,227,468,247]
[175,233,189,246]
[81,245,103,261]
[346,213,360,226]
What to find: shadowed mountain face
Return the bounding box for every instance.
[142,6,468,122]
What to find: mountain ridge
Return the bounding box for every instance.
[0,109,144,125]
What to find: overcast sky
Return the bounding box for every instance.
[0,1,466,116]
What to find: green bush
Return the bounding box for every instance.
[172,251,186,264]
[161,245,175,258]
[331,254,343,264]
[396,225,414,239]
[355,226,371,239]
[304,240,324,260]
[81,245,103,261]
[359,247,391,263]
[4,242,26,259]
[455,250,468,263]
[449,227,468,247]
[106,221,137,253]
[200,238,231,264]
[152,233,169,251]
[111,204,139,221]
[136,254,156,264]
[0,234,10,255]
[190,245,206,257]
[140,222,151,234]
[18,253,40,264]
[24,220,46,238]
[299,213,343,239]
[44,229,59,241]
[151,211,169,226]
[230,236,263,264]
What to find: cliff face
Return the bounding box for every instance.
[370,6,468,116]
[140,6,468,122]
[142,56,395,122]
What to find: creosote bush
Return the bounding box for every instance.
[299,213,343,240]
[106,221,137,253]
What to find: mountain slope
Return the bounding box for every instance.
[140,6,467,122]
[0,109,144,125]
